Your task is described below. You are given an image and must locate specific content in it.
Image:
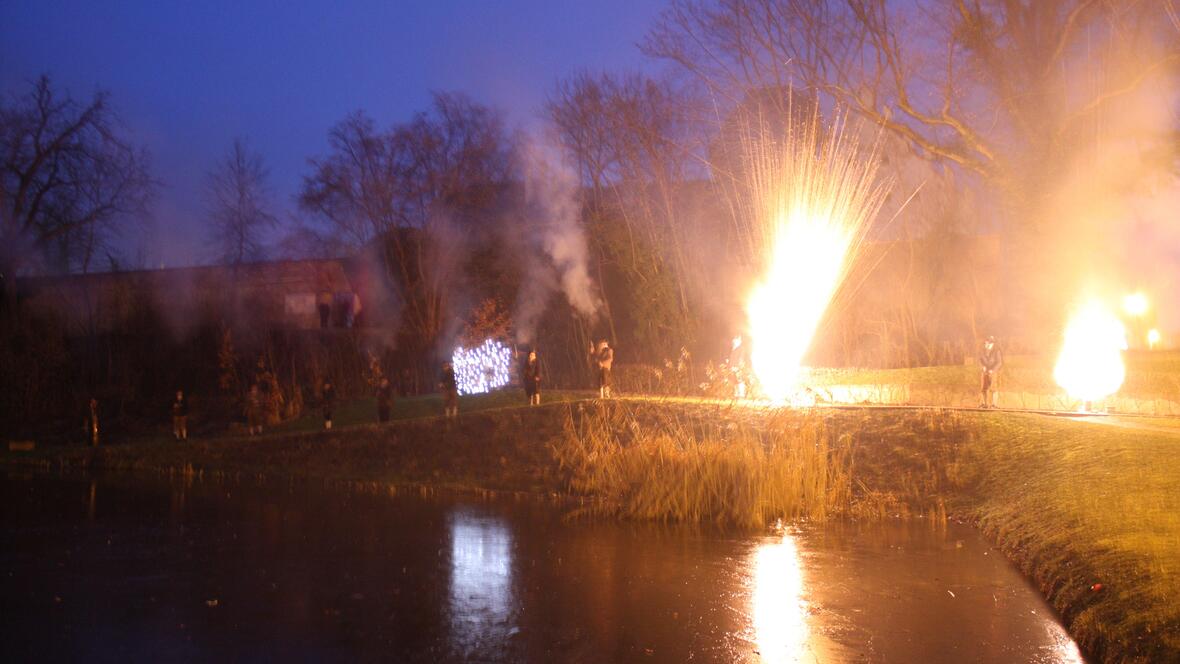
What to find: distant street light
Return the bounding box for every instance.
[1148,328,1161,350]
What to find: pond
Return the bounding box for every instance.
[0,473,1084,662]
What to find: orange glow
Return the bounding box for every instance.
[747,214,855,399]
[1054,300,1127,404]
[752,533,809,662]
[1148,328,1161,350]
[744,117,887,401]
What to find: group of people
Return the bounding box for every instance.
[98,333,999,447]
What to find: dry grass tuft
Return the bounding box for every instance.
[551,402,852,528]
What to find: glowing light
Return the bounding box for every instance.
[1054,300,1127,404]
[452,339,513,395]
[743,115,888,401]
[1122,292,1149,317]
[449,510,514,656]
[752,533,809,663]
[1148,328,1161,350]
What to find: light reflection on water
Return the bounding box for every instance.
[749,527,1087,664]
[448,508,516,656]
[752,532,809,663]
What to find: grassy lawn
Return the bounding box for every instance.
[244,389,592,436]
[966,412,1180,660]
[808,350,1180,403]
[102,389,595,447]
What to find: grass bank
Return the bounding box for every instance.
[6,398,577,494]
[965,413,1180,662]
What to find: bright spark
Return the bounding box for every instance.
[743,113,889,401]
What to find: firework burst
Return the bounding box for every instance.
[736,109,890,401]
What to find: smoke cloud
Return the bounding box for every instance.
[1042,39,1180,336]
[511,138,601,346]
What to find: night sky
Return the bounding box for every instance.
[1,0,668,267]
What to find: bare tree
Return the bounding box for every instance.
[301,94,512,238]
[645,1,1178,196]
[299,94,515,367]
[205,138,277,265]
[1,76,153,306]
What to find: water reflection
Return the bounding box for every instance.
[752,532,809,662]
[86,479,96,521]
[749,525,1086,664]
[1043,620,1086,663]
[0,475,1092,663]
[448,509,516,657]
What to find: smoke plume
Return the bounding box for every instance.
[511,138,601,346]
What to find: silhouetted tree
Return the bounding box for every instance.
[646,1,1177,191]
[299,93,516,368]
[205,138,277,265]
[0,75,153,311]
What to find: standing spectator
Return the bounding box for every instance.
[979,335,1003,408]
[440,362,458,418]
[678,346,692,387]
[376,377,394,423]
[246,384,263,435]
[400,367,414,397]
[321,380,336,430]
[592,340,614,399]
[84,397,100,447]
[350,292,363,328]
[521,349,542,406]
[728,335,748,398]
[171,390,189,441]
[317,290,332,329]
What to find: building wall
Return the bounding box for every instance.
[18,259,357,336]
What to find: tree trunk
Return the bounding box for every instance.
[0,258,18,329]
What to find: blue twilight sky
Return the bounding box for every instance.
[1,0,668,267]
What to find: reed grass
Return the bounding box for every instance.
[551,402,853,528]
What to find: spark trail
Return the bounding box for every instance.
[740,112,890,401]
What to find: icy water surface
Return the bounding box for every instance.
[0,473,1083,662]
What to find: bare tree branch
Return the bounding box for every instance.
[205,137,278,265]
[1,75,153,280]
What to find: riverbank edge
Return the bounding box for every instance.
[1,399,1165,663]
